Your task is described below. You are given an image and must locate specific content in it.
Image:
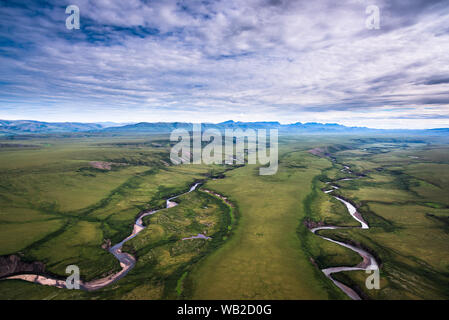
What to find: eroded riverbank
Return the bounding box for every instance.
[309,168,379,300]
[2,182,215,291]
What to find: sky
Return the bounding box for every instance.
[0,0,449,129]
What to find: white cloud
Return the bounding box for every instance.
[0,0,448,128]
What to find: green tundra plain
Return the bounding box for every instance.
[0,133,448,299]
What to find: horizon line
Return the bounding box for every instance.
[1,118,448,131]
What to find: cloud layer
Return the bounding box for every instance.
[1,0,449,128]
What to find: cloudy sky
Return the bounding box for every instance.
[1,0,449,128]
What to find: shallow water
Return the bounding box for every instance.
[310,170,378,300]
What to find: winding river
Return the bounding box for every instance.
[3,183,202,291]
[310,167,379,300]
[3,165,378,299]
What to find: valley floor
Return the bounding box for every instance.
[0,134,448,299]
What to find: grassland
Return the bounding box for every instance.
[187,151,348,299]
[0,134,234,299]
[308,138,449,299]
[0,133,448,300]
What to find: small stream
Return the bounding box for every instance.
[310,170,379,300]
[3,167,379,299]
[3,183,203,291]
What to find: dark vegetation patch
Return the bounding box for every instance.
[425,214,449,233]
[0,143,40,149]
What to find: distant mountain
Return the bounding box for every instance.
[104,120,376,134]
[0,120,136,135]
[0,120,103,135]
[105,122,193,132]
[95,122,136,128]
[428,128,449,134]
[0,119,447,136]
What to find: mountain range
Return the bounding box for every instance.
[0,119,448,136]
